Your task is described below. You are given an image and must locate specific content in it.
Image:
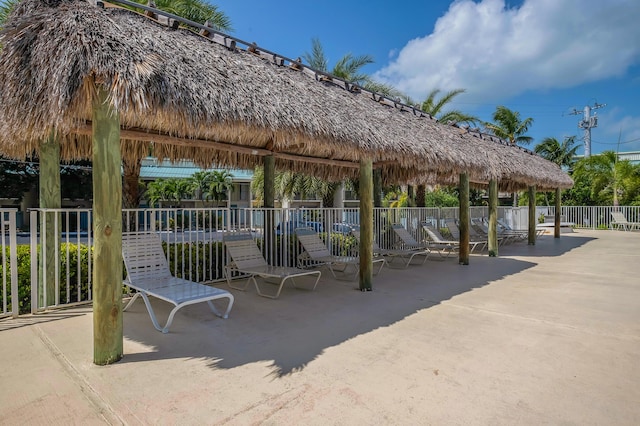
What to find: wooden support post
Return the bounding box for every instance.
[528,185,537,245]
[263,155,275,262]
[458,173,470,265]
[488,179,498,257]
[554,188,561,239]
[92,86,123,365]
[39,133,60,308]
[359,159,373,291]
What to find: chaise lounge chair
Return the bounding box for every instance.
[352,226,430,267]
[420,221,458,258]
[223,232,321,299]
[444,219,487,253]
[610,211,640,231]
[122,232,234,333]
[383,224,432,266]
[295,227,385,280]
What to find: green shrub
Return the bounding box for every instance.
[0,243,120,315]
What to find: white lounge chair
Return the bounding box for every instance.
[444,219,486,252]
[384,224,432,266]
[471,218,510,245]
[496,218,529,241]
[352,226,430,267]
[610,211,640,231]
[223,232,321,299]
[420,221,458,258]
[295,227,385,280]
[122,232,234,333]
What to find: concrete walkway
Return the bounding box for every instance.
[1,230,639,425]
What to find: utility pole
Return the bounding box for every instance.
[569,101,605,157]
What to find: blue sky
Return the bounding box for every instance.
[214,0,640,155]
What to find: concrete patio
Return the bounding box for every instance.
[1,230,639,425]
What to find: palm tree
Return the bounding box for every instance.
[121,1,232,208]
[572,151,638,206]
[151,0,232,30]
[0,0,16,30]
[301,39,394,205]
[485,106,534,146]
[302,37,404,99]
[188,170,212,201]
[250,167,341,207]
[205,170,234,204]
[145,178,170,207]
[485,105,534,205]
[420,89,479,126]
[303,38,373,86]
[411,89,479,206]
[534,136,580,169]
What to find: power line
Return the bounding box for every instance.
[591,137,640,146]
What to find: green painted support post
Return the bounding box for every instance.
[528,185,537,245]
[458,173,470,265]
[359,159,373,291]
[554,188,561,239]
[488,179,498,257]
[39,133,60,307]
[92,86,123,365]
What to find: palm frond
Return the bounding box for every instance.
[302,38,328,72]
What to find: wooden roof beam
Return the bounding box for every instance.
[73,123,359,169]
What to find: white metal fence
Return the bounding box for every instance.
[1,209,19,319]
[2,205,637,318]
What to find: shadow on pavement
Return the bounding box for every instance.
[119,250,540,377]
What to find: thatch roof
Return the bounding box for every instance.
[0,0,572,191]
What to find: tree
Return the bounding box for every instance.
[154,0,231,29]
[205,170,234,203]
[485,106,534,205]
[250,166,343,207]
[189,170,213,201]
[424,187,459,207]
[571,151,640,206]
[411,89,479,205]
[485,106,534,146]
[144,178,185,207]
[420,89,479,126]
[534,136,580,169]
[302,37,404,99]
[301,39,391,205]
[0,0,16,30]
[120,1,232,208]
[303,38,373,86]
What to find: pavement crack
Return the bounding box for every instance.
[32,325,127,425]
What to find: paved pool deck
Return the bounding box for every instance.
[1,229,639,425]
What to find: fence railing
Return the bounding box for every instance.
[3,205,637,318]
[1,209,19,319]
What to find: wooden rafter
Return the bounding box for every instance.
[73,123,360,169]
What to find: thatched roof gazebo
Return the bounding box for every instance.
[0,0,571,364]
[0,0,572,188]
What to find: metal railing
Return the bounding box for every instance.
[1,209,19,319]
[3,205,636,318]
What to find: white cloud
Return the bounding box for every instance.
[374,0,640,103]
[598,108,640,152]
